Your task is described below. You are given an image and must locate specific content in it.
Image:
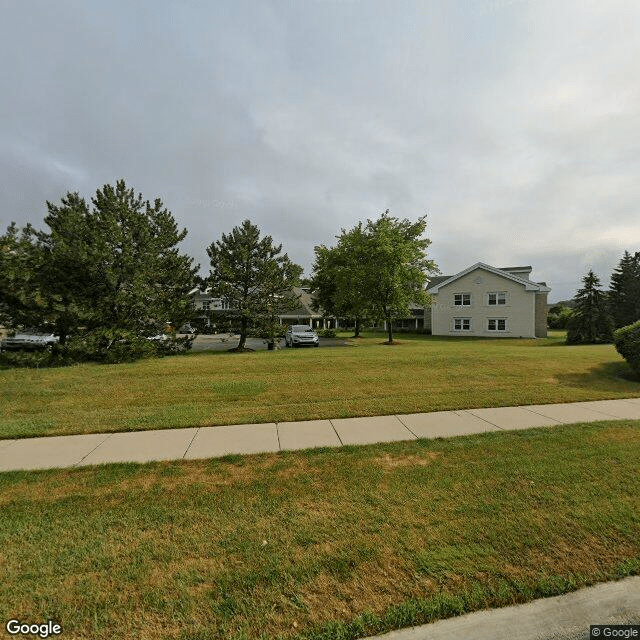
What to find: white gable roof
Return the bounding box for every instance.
[426,262,551,293]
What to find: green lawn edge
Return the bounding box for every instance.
[1,331,640,440]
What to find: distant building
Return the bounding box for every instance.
[189,287,336,329]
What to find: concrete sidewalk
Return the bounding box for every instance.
[1,398,640,472]
[366,576,640,640]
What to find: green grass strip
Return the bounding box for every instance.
[0,419,638,639]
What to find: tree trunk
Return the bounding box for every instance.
[354,317,361,338]
[386,317,393,343]
[237,317,248,350]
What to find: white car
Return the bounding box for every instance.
[285,325,319,348]
[1,330,59,351]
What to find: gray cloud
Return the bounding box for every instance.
[1,0,638,301]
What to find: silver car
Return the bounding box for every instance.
[285,325,319,348]
[1,330,59,351]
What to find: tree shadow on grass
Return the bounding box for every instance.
[554,361,640,390]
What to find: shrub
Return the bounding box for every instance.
[0,349,58,369]
[547,304,574,330]
[318,328,337,338]
[614,320,640,376]
[72,329,157,364]
[155,334,196,356]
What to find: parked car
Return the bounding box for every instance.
[178,323,197,334]
[285,325,319,348]
[1,330,59,351]
[146,333,170,342]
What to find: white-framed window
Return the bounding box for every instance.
[488,291,507,305]
[201,301,211,311]
[454,317,471,331]
[454,293,471,306]
[487,318,507,331]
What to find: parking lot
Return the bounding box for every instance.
[189,334,349,352]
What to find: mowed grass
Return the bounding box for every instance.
[1,331,639,439]
[1,420,639,640]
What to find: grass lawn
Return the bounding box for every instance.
[1,420,639,639]
[1,331,639,439]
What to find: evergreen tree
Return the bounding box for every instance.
[1,181,198,348]
[0,223,44,330]
[609,250,640,328]
[206,220,302,351]
[567,270,614,344]
[85,181,198,336]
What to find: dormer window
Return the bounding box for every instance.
[454,293,471,306]
[488,292,506,305]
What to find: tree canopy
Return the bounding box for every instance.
[1,180,198,357]
[311,211,438,343]
[609,250,640,329]
[310,224,372,337]
[567,270,614,344]
[206,220,302,351]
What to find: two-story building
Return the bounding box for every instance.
[426,263,550,338]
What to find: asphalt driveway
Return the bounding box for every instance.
[188,333,350,352]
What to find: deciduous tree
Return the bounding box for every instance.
[311,211,438,343]
[361,211,437,343]
[310,227,372,337]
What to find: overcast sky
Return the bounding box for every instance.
[1,0,639,301]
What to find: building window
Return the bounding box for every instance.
[201,301,211,311]
[454,318,471,331]
[454,293,471,306]
[488,292,507,305]
[488,318,506,331]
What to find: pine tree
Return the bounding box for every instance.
[1,181,198,348]
[609,250,640,328]
[567,270,614,344]
[0,222,45,330]
[206,220,302,351]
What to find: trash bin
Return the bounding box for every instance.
[267,341,275,351]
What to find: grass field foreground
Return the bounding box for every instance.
[1,331,639,439]
[1,420,639,639]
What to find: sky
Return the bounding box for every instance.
[1,0,639,302]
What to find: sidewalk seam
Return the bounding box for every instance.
[74,433,114,467]
[575,400,639,418]
[518,407,563,423]
[462,409,505,430]
[329,419,343,445]
[183,428,201,459]
[275,423,282,452]
[394,414,419,439]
